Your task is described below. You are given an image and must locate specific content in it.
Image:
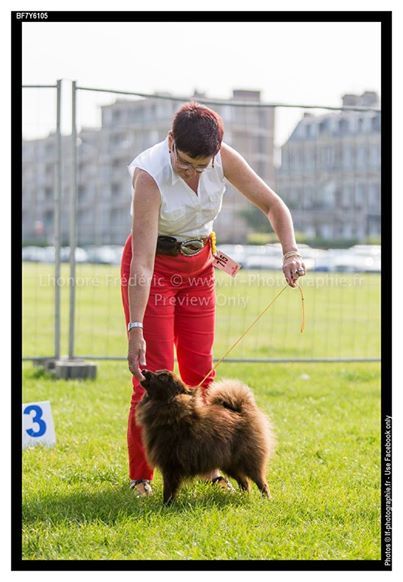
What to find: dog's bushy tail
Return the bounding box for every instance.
[205,378,276,456]
[205,378,257,413]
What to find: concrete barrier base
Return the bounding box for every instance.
[33,357,97,380]
[54,359,97,380]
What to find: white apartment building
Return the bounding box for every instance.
[275,91,381,242]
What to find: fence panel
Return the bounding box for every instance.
[22,82,62,360]
[22,84,381,362]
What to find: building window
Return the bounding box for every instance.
[355,184,366,209]
[357,118,365,132]
[45,163,53,178]
[44,210,53,229]
[343,223,353,237]
[372,115,381,132]
[130,109,142,123]
[368,216,381,236]
[334,222,344,237]
[303,147,314,170]
[356,145,367,168]
[281,149,289,169]
[319,224,332,238]
[286,149,294,171]
[221,105,233,123]
[341,184,354,208]
[342,144,354,169]
[224,130,233,145]
[322,182,336,209]
[157,102,170,118]
[257,134,267,154]
[111,132,125,146]
[78,185,86,198]
[369,144,380,167]
[303,187,314,209]
[321,146,334,170]
[259,109,269,126]
[110,208,126,224]
[369,183,380,212]
[293,149,300,170]
[319,119,328,134]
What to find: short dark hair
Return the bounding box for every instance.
[172,102,224,158]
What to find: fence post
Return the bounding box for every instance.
[53,79,97,379]
[54,79,62,360]
[68,80,77,360]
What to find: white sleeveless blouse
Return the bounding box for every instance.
[128,138,226,240]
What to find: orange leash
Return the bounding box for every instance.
[197,281,305,387]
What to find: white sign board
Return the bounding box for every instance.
[22,401,56,449]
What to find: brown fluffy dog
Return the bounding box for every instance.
[136,369,275,504]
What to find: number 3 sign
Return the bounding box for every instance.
[22,401,56,449]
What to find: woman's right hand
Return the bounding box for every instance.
[128,329,147,381]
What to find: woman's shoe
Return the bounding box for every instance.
[211,475,235,492]
[130,479,153,496]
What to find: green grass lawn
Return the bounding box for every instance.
[22,262,381,560]
[22,361,381,561]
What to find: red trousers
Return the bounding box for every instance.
[120,234,216,480]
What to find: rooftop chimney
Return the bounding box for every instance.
[342,94,360,107]
[359,91,379,107]
[232,89,261,102]
[342,91,379,108]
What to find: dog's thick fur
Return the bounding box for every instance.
[136,369,275,504]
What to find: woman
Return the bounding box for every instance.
[121,102,305,496]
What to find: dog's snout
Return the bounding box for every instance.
[139,369,151,388]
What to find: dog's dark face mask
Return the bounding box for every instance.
[140,370,190,401]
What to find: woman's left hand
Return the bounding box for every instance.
[283,255,306,288]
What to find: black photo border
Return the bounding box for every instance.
[12,10,392,572]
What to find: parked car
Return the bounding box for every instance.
[350,244,381,256]
[316,248,381,273]
[60,247,89,263]
[22,246,48,262]
[84,245,123,265]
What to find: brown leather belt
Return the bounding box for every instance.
[156,235,210,257]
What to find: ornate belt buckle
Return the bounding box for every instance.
[180,239,204,256]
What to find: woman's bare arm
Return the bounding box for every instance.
[127,169,160,379]
[129,169,160,321]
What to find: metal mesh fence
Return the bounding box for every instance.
[22,83,381,362]
[22,82,62,359]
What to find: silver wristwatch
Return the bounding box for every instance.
[127,321,143,332]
